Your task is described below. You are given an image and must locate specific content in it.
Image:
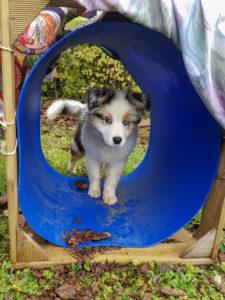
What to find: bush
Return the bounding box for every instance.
[42,44,140,101]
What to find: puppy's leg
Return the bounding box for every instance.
[86,154,101,198]
[68,125,84,174]
[103,161,126,205]
[68,143,83,174]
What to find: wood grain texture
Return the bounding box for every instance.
[13,242,216,269]
[17,228,49,262]
[49,0,80,7]
[0,0,18,263]
[181,229,216,258]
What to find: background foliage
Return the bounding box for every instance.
[42,44,140,101]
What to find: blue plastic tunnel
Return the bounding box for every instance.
[17,21,222,248]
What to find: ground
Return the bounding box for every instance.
[0,102,224,299]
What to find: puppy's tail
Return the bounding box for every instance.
[46,99,87,120]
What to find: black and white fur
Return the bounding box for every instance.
[47,88,149,205]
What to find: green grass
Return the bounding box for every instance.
[0,260,224,299]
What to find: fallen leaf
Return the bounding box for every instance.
[63,228,111,248]
[160,287,186,297]
[143,294,152,300]
[31,270,43,278]
[39,277,47,286]
[4,293,13,300]
[139,262,149,273]
[139,283,147,293]
[0,196,7,207]
[55,284,76,299]
[67,275,77,284]
[75,181,89,191]
[159,263,170,273]
[218,252,225,262]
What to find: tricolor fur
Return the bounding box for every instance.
[47,88,150,205]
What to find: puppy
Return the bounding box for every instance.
[47,88,149,205]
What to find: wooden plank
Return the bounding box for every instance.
[217,134,225,179]
[8,0,50,45]
[49,0,81,7]
[198,179,225,238]
[212,194,225,259]
[3,1,82,45]
[181,229,216,258]
[17,228,49,262]
[13,242,216,268]
[198,135,225,260]
[0,0,18,263]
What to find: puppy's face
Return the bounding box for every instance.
[86,88,149,147]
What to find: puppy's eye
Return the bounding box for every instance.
[123,120,130,126]
[105,117,112,124]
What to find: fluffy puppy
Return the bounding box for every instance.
[47,88,149,205]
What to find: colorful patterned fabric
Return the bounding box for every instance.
[0,6,68,120]
[0,51,31,119]
[76,0,225,128]
[15,6,68,55]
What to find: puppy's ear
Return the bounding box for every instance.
[126,91,151,112]
[86,88,115,110]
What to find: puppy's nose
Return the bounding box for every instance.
[113,136,122,145]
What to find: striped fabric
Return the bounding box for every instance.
[76,0,225,128]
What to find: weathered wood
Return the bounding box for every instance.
[17,228,49,262]
[198,139,225,258]
[198,135,225,260]
[198,179,225,238]
[49,0,81,8]
[212,194,225,259]
[0,1,82,45]
[181,229,216,258]
[8,0,50,45]
[0,0,18,263]
[217,135,225,179]
[13,242,216,269]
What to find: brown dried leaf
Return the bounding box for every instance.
[39,277,47,286]
[4,293,13,300]
[31,269,43,278]
[218,252,225,262]
[64,228,111,248]
[160,287,186,297]
[159,263,170,273]
[139,283,147,293]
[143,294,152,300]
[75,181,89,191]
[55,284,76,299]
[0,196,7,207]
[67,275,77,284]
[139,262,149,273]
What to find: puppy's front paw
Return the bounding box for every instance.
[103,193,118,205]
[88,187,101,198]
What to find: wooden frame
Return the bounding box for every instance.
[0,1,224,268]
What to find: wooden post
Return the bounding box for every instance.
[0,0,19,263]
[198,134,225,259]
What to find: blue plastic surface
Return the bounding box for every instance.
[17,21,222,248]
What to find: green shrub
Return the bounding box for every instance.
[42,44,140,101]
